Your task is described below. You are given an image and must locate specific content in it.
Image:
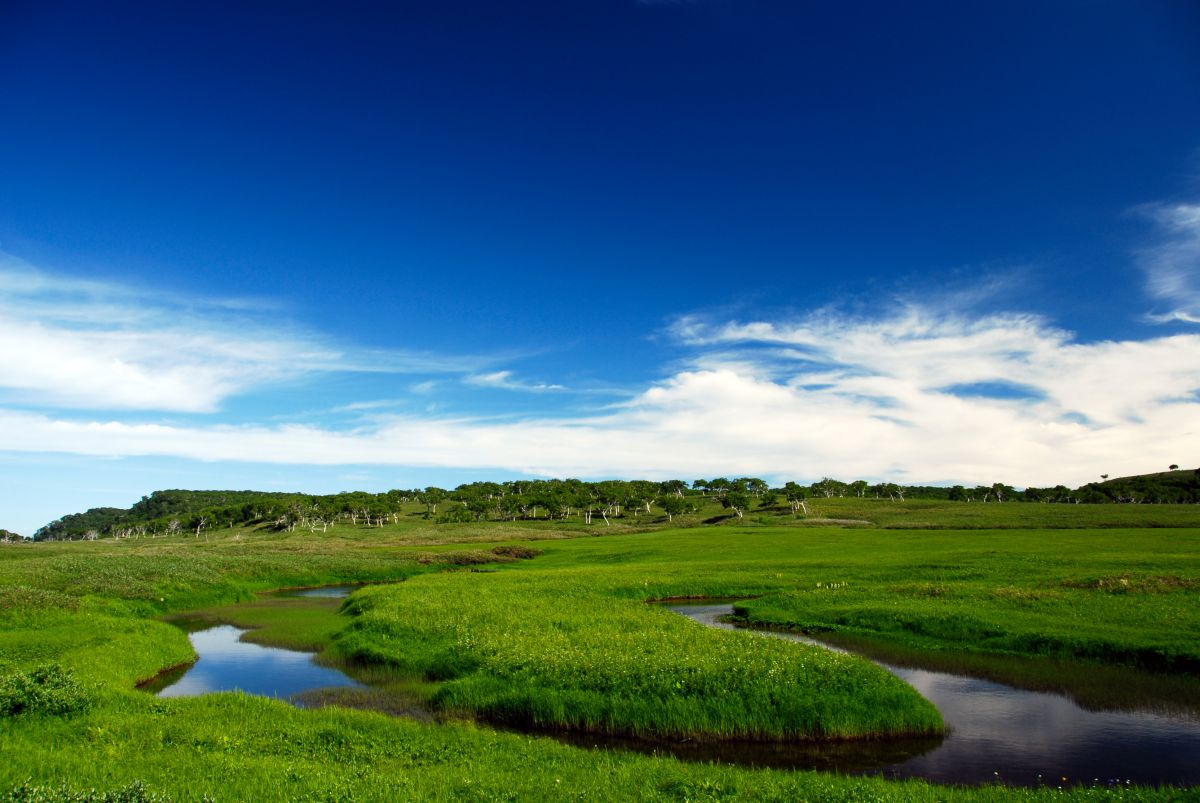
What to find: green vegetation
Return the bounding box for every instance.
[4,692,1181,803]
[0,664,90,717]
[33,468,1200,542]
[2,496,1199,799]
[1073,468,1200,505]
[335,572,941,741]
[731,528,1200,674]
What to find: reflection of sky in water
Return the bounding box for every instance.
[157,625,363,700]
[277,585,359,599]
[891,667,1200,785]
[669,604,1200,786]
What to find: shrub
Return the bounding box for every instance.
[490,545,543,560]
[0,664,90,717]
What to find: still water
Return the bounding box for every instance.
[668,602,1200,787]
[273,584,365,599]
[147,624,364,702]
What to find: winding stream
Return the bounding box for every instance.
[144,585,1200,788]
[668,602,1200,787]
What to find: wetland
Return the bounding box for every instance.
[2,498,1199,800]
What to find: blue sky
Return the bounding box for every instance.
[1,1,1199,534]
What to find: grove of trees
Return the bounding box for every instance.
[31,467,1200,542]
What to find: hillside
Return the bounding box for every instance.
[1079,467,1200,504]
[34,490,311,541]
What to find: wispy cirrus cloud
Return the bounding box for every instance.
[464,370,567,393]
[1136,201,1200,324]
[0,257,494,413]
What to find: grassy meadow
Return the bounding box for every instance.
[1,498,1198,800]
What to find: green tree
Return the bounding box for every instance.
[660,495,689,522]
[782,482,808,515]
[722,490,751,519]
[420,487,448,517]
[811,477,847,498]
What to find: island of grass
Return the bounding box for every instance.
[333,571,943,742]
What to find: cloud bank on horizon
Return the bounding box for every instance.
[3,228,1196,497]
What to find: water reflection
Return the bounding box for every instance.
[669,603,1200,787]
[147,624,364,702]
[272,584,362,599]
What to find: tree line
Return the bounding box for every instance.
[29,468,1199,541]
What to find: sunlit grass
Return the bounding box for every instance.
[1,510,1197,799]
[335,569,943,741]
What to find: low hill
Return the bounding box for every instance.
[1080,468,1200,504]
[34,490,304,541]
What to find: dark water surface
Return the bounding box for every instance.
[668,602,1200,787]
[272,584,365,598]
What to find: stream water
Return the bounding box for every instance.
[144,586,1200,788]
[145,624,365,701]
[666,602,1200,787]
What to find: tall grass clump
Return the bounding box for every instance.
[335,570,943,741]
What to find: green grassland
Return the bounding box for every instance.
[334,570,942,741]
[783,496,1200,529]
[0,499,1198,800]
[734,529,1200,672]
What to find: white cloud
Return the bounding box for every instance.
[2,306,1196,487]
[672,308,1200,427]
[465,370,567,392]
[1137,202,1200,324]
[2,250,1196,488]
[0,258,491,412]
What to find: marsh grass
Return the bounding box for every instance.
[731,528,1200,675]
[1,511,1198,799]
[335,571,944,741]
[4,691,1184,801]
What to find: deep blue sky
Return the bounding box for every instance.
[1,1,1199,533]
